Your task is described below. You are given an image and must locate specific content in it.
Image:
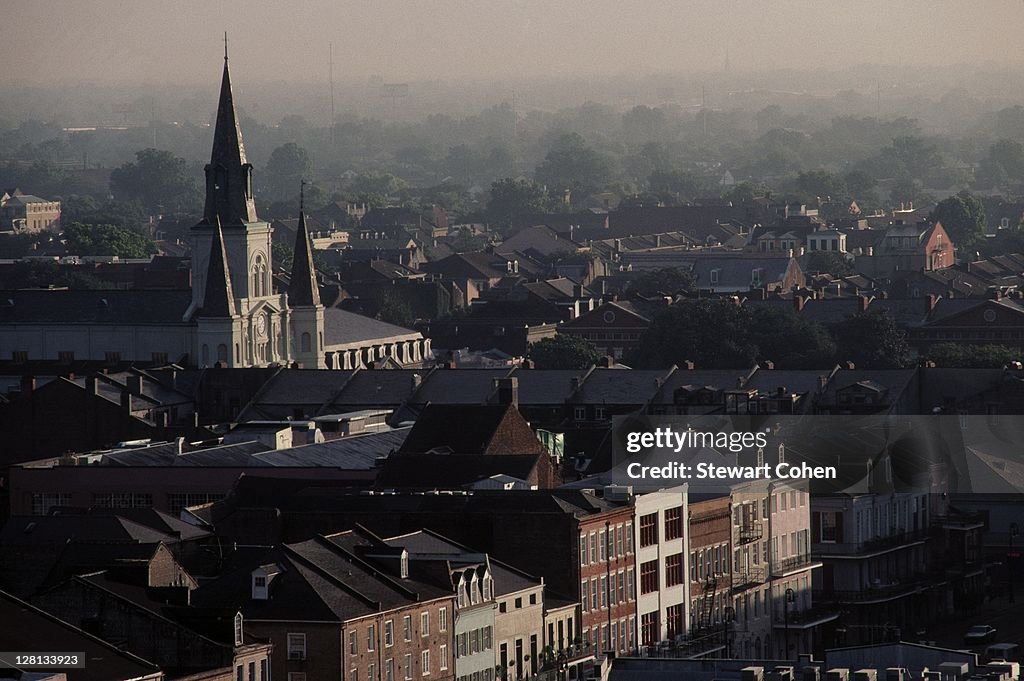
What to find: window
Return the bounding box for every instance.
[261,660,268,681]
[11,350,28,363]
[640,559,658,594]
[105,351,121,364]
[625,522,633,553]
[590,532,597,562]
[31,493,70,515]
[665,552,684,586]
[385,620,394,647]
[438,607,447,632]
[404,655,413,680]
[599,529,607,560]
[514,596,522,609]
[574,406,586,420]
[368,625,376,651]
[639,513,658,547]
[93,492,153,509]
[580,535,588,566]
[421,650,430,676]
[369,664,376,681]
[581,579,589,612]
[350,630,358,654]
[386,659,395,681]
[421,611,429,636]
[616,524,624,556]
[665,507,683,541]
[58,350,74,364]
[288,674,306,681]
[591,577,598,610]
[403,615,412,641]
[151,351,168,364]
[626,567,635,600]
[440,645,449,671]
[529,593,537,605]
[287,632,306,660]
[483,625,492,649]
[599,576,607,607]
[641,612,658,646]
[710,268,720,285]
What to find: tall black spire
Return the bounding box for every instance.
[201,219,237,317]
[289,207,321,307]
[202,40,258,226]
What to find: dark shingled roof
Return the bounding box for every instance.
[0,289,192,324]
[0,590,162,681]
[398,403,542,456]
[289,211,321,307]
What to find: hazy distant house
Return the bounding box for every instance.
[805,229,847,254]
[0,189,60,232]
[688,253,804,294]
[558,299,655,359]
[853,220,953,278]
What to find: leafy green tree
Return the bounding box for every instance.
[793,170,848,203]
[804,251,855,277]
[630,300,758,369]
[629,267,696,297]
[3,260,112,289]
[929,191,986,248]
[262,142,313,202]
[833,310,911,369]
[927,343,1021,368]
[534,132,613,197]
[348,171,405,198]
[485,178,555,231]
[750,307,836,369]
[647,169,701,205]
[722,182,769,205]
[109,149,199,214]
[63,222,157,258]
[530,334,603,369]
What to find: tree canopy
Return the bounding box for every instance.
[929,191,986,249]
[63,222,157,258]
[109,148,199,214]
[530,334,603,369]
[833,310,911,369]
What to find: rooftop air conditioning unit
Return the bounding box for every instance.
[742,667,765,681]
[853,670,877,681]
[826,670,850,681]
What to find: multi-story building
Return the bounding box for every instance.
[193,527,457,681]
[632,486,690,648]
[811,491,938,647]
[0,189,60,232]
[687,494,732,651]
[576,492,635,657]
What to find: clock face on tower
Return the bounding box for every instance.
[255,313,267,337]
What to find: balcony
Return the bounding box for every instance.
[812,573,945,605]
[738,521,763,545]
[772,604,841,629]
[771,553,817,577]
[813,530,928,557]
[732,566,765,591]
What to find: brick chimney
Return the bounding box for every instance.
[19,374,35,396]
[763,360,775,370]
[683,360,695,370]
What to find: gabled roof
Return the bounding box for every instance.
[0,514,177,546]
[398,403,543,456]
[323,307,421,347]
[0,289,192,324]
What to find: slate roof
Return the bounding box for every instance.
[0,289,192,324]
[0,515,177,546]
[324,307,421,347]
[506,368,584,405]
[397,403,543,456]
[0,590,162,681]
[410,368,511,404]
[324,369,422,410]
[420,252,512,280]
[569,368,669,404]
[253,427,409,467]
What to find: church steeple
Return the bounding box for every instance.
[289,209,321,307]
[202,41,258,226]
[200,219,236,317]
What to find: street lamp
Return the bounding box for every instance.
[1010,522,1019,604]
[784,588,796,659]
[722,606,735,659]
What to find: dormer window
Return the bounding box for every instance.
[482,573,492,601]
[251,565,279,600]
[234,612,244,646]
[400,551,409,579]
[710,268,720,285]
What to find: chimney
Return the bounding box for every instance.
[571,377,581,392]
[926,294,938,313]
[496,377,519,407]
[19,375,35,396]
[127,374,144,395]
[857,294,870,313]
[155,411,169,428]
[521,359,535,369]
[175,437,186,455]
[120,390,133,412]
[845,361,856,369]
[988,287,1003,301]
[763,360,775,370]
[736,376,746,388]
[793,295,807,312]
[598,356,615,368]
[411,373,422,390]
[573,284,583,299]
[86,376,100,395]
[684,360,695,370]
[366,360,379,370]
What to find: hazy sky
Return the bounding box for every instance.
[4,0,1024,85]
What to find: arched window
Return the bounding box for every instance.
[217,343,228,362]
[301,332,311,353]
[251,254,267,297]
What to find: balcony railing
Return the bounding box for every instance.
[771,553,816,576]
[812,573,942,604]
[813,530,928,556]
[738,521,763,545]
[732,566,766,591]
